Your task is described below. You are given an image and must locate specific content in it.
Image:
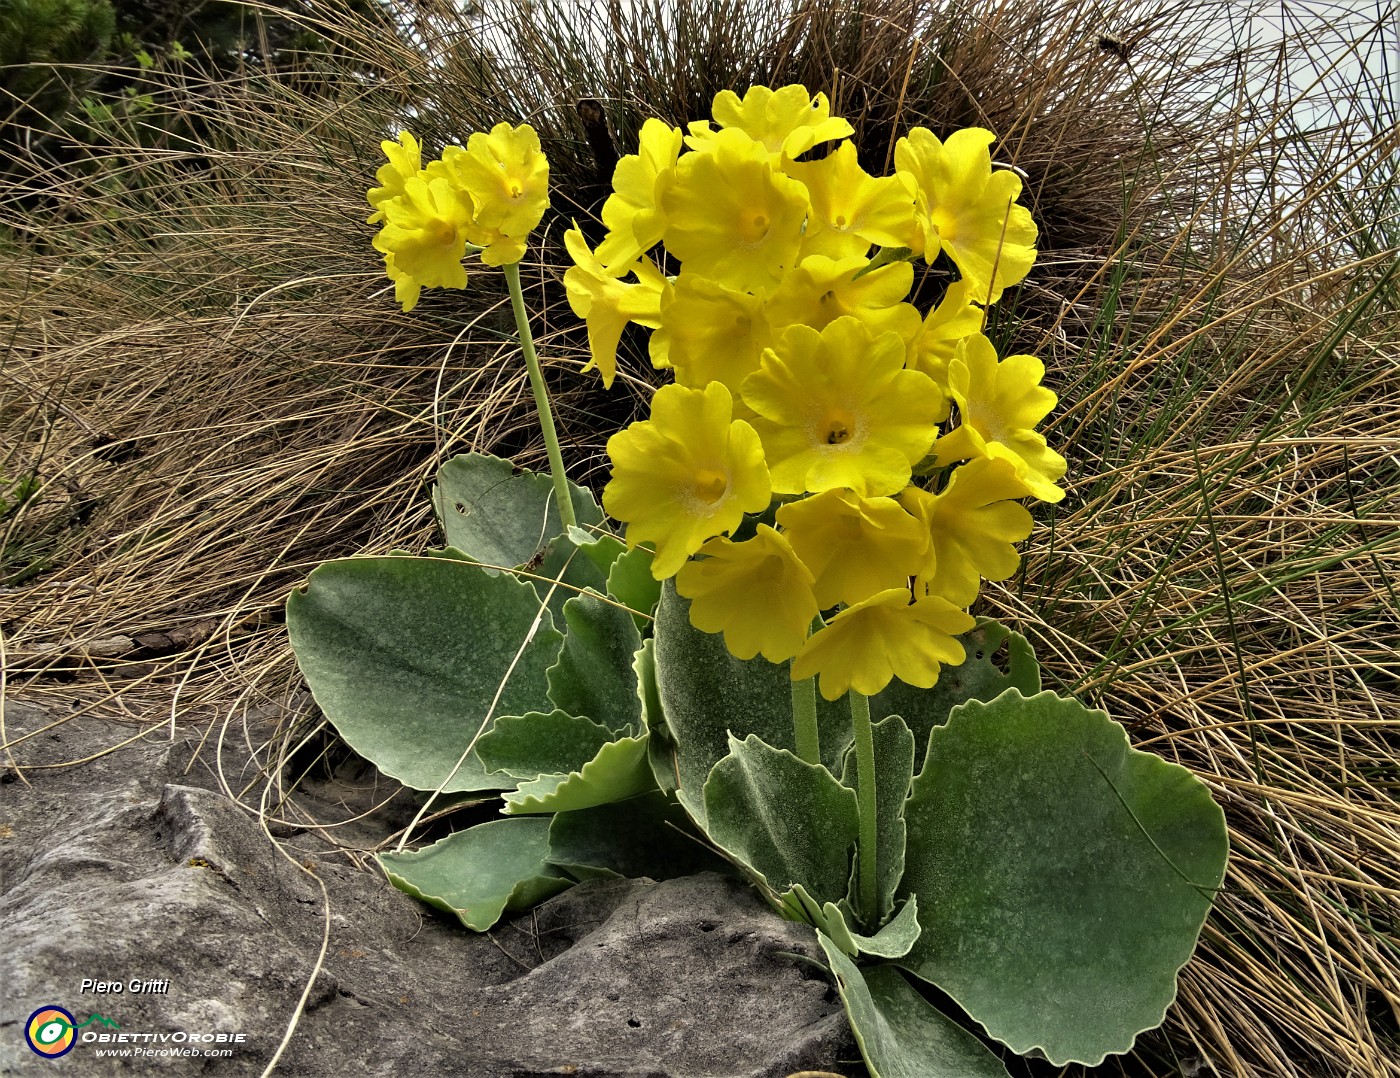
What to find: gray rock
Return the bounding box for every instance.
[0,700,858,1077]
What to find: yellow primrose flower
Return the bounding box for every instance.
[661,127,810,293]
[791,588,976,699]
[562,226,666,389]
[764,255,921,341]
[367,130,422,224]
[785,140,917,260]
[907,281,986,409]
[675,525,818,662]
[603,382,771,579]
[776,489,928,608]
[596,118,683,271]
[899,457,1034,608]
[371,172,477,312]
[932,335,1067,503]
[651,274,772,397]
[442,122,550,242]
[741,317,940,497]
[894,127,1037,304]
[690,84,854,160]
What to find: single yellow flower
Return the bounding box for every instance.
[675,525,818,662]
[776,488,928,608]
[442,122,550,243]
[932,335,1067,503]
[764,255,921,341]
[741,317,940,497]
[690,84,854,160]
[907,281,986,409]
[791,588,975,699]
[371,172,476,312]
[603,382,771,579]
[899,457,1034,608]
[563,225,666,389]
[596,118,683,271]
[894,127,1037,304]
[661,128,809,293]
[651,274,772,397]
[367,130,422,224]
[785,140,917,260]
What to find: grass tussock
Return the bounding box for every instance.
[2,0,1398,1074]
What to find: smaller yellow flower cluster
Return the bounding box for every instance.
[572,86,1066,699]
[367,125,550,311]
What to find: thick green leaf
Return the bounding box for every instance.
[703,734,858,906]
[433,452,601,569]
[820,896,922,960]
[567,524,627,577]
[635,639,678,794]
[287,556,561,792]
[502,734,652,814]
[378,818,571,932]
[607,546,662,631]
[654,582,851,823]
[899,689,1229,1066]
[839,714,915,925]
[475,709,614,779]
[530,532,610,624]
[869,620,1039,759]
[547,588,643,734]
[818,939,1011,1078]
[546,791,730,881]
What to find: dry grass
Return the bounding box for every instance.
[2,0,1398,1074]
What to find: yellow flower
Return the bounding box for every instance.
[367,130,422,224]
[675,525,818,662]
[785,140,917,260]
[563,225,666,389]
[764,255,921,341]
[691,84,854,160]
[894,127,1037,304]
[661,127,810,292]
[791,588,975,699]
[776,489,928,608]
[899,457,1034,608]
[596,118,683,271]
[443,122,550,241]
[741,317,940,497]
[651,274,772,397]
[371,172,476,312]
[932,335,1067,503]
[907,281,986,410]
[603,382,771,579]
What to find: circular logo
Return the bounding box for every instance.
[25,1006,77,1058]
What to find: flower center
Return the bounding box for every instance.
[691,468,731,505]
[820,410,858,446]
[425,218,457,247]
[833,213,849,229]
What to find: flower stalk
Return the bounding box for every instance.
[790,672,820,766]
[505,260,576,530]
[849,688,879,922]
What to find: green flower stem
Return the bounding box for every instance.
[849,689,878,922]
[504,260,575,530]
[790,673,820,766]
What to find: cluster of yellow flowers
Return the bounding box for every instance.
[567,85,1067,700]
[367,124,550,311]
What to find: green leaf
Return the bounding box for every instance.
[819,895,922,960]
[502,734,652,814]
[839,714,915,925]
[606,546,662,631]
[898,689,1229,1066]
[703,734,858,906]
[869,620,1039,760]
[817,939,1010,1078]
[433,452,601,570]
[566,525,627,576]
[547,588,643,734]
[546,791,730,881]
[635,639,677,794]
[653,582,851,824]
[475,709,614,779]
[287,556,561,793]
[378,818,571,932]
[530,532,610,624]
